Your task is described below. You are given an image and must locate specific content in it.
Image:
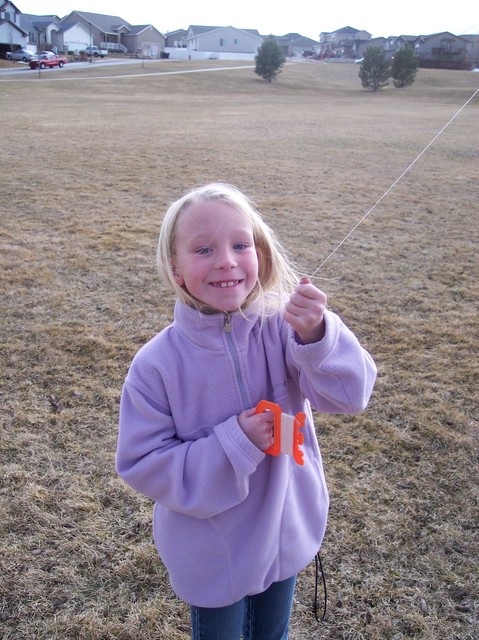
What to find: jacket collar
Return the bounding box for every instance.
[172,300,260,351]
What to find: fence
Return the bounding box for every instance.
[164,48,257,61]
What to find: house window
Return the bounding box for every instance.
[234,39,238,45]
[220,38,224,46]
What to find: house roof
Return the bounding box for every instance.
[241,28,262,38]
[1,2,28,34]
[277,32,319,46]
[166,28,187,37]
[126,24,164,37]
[19,13,60,30]
[111,23,131,32]
[188,25,261,38]
[59,20,89,34]
[0,17,27,35]
[423,31,467,41]
[127,25,150,35]
[322,26,360,35]
[67,11,132,34]
[188,25,219,36]
[1,1,21,11]
[384,35,419,44]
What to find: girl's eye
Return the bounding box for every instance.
[196,247,211,255]
[234,243,249,250]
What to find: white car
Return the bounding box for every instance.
[6,49,36,62]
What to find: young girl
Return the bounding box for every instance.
[116,183,376,639]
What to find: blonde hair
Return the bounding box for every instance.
[157,183,299,315]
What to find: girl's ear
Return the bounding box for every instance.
[171,260,184,286]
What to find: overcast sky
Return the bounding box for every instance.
[16,0,479,41]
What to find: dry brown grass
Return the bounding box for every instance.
[1,60,478,639]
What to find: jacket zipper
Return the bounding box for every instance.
[224,312,249,409]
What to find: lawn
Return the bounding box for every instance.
[1,59,478,639]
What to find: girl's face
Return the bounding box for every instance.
[172,199,259,312]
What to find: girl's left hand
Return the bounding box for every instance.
[283,277,327,344]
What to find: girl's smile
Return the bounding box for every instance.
[172,200,259,312]
[211,280,240,287]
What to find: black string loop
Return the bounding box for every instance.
[313,552,327,622]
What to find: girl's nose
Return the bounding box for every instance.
[215,248,237,269]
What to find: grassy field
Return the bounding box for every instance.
[1,59,478,639]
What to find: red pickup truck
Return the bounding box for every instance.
[29,54,68,70]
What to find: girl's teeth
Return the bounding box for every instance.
[217,281,238,288]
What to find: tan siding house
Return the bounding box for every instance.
[122,24,165,57]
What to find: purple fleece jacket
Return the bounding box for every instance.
[116,300,376,607]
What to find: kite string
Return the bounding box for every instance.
[309,86,479,280]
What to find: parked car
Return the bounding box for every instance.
[29,54,68,70]
[6,49,36,62]
[81,46,108,58]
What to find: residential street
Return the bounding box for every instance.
[0,57,256,79]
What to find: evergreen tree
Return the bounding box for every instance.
[359,46,391,91]
[255,36,286,82]
[391,46,419,88]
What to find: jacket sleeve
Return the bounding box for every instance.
[116,376,265,520]
[285,310,377,413]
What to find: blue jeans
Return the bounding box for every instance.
[190,575,296,639]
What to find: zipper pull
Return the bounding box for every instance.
[224,312,232,333]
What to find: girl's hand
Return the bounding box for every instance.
[283,277,327,344]
[238,408,275,451]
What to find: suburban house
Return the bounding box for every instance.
[119,24,165,58]
[275,32,320,57]
[318,26,372,58]
[185,25,262,54]
[166,28,319,58]
[382,35,417,58]
[353,36,385,60]
[414,32,470,70]
[0,7,165,56]
[59,11,165,56]
[0,1,28,54]
[317,25,478,69]
[58,19,91,54]
[165,28,188,49]
[461,33,479,68]
[383,32,474,69]
[19,13,62,52]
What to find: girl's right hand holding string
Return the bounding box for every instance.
[283,277,327,344]
[238,408,275,451]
